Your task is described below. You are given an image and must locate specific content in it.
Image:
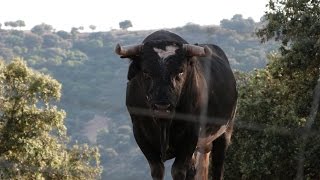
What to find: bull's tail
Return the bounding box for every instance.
[194,151,211,180]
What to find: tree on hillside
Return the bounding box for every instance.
[89,25,96,31]
[0,48,14,60]
[119,20,132,30]
[15,20,26,30]
[78,26,84,31]
[226,0,320,179]
[31,23,53,35]
[183,22,202,32]
[4,35,23,47]
[4,20,25,30]
[71,27,80,40]
[0,59,102,179]
[220,14,255,33]
[23,33,43,50]
[56,30,72,39]
[4,21,18,29]
[42,34,61,48]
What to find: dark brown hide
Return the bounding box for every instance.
[117,30,237,180]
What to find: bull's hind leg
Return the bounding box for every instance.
[210,134,227,180]
[210,124,233,180]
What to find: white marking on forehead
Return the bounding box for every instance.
[153,45,178,59]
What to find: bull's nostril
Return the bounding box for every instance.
[154,104,171,110]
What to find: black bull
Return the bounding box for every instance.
[115,30,237,180]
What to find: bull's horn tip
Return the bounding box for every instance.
[204,45,212,57]
[115,43,121,55]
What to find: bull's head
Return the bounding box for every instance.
[115,41,211,118]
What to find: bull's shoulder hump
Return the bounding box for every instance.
[199,44,228,61]
[142,30,188,43]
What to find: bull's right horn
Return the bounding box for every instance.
[115,43,143,57]
[183,44,212,57]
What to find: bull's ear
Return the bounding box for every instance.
[127,57,141,80]
[188,56,197,66]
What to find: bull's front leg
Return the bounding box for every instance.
[171,124,199,180]
[132,120,165,180]
[134,136,165,180]
[148,160,165,180]
[136,138,165,180]
[172,155,195,180]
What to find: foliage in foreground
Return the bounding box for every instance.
[226,55,320,179]
[0,59,102,179]
[225,0,320,179]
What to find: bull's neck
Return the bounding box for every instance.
[178,63,207,114]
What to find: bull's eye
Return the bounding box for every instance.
[175,70,184,81]
[178,69,184,77]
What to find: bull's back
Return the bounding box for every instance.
[198,44,237,121]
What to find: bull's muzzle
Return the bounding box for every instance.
[151,103,173,118]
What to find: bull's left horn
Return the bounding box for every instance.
[115,43,143,57]
[183,44,212,57]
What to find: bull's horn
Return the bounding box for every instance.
[115,43,143,57]
[183,44,212,57]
